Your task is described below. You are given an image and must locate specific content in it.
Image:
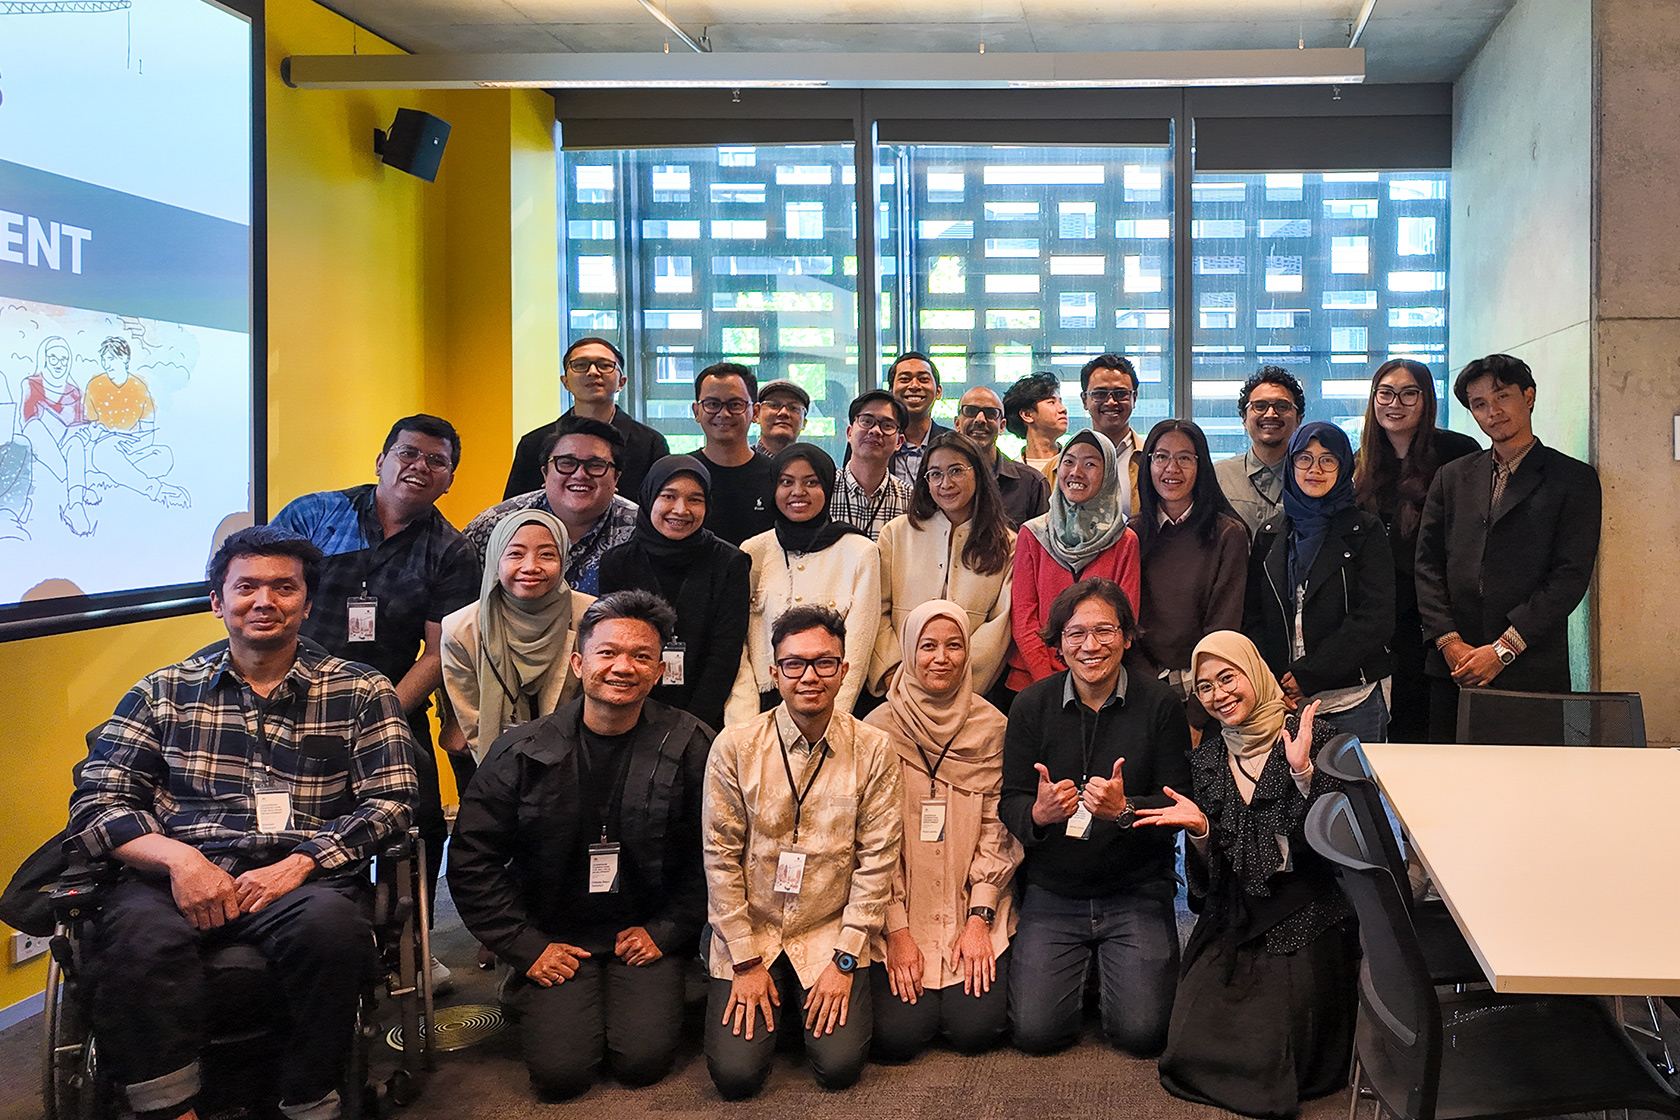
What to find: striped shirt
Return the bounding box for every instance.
[69,639,419,874]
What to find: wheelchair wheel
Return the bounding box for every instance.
[44,957,113,1120]
[386,1068,417,1107]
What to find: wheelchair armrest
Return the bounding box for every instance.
[49,855,118,924]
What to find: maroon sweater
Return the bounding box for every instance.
[1134,512,1250,722]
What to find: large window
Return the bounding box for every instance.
[1188,171,1451,455]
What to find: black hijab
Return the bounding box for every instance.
[772,443,866,554]
[634,454,720,565]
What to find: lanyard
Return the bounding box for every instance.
[238,686,285,787]
[1077,702,1103,786]
[775,725,829,844]
[915,735,959,799]
[579,735,637,844]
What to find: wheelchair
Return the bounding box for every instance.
[42,830,436,1120]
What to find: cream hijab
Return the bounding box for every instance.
[880,599,1007,796]
[475,510,575,744]
[1191,629,1288,762]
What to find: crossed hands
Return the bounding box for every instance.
[170,851,315,930]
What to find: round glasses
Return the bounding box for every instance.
[852,414,901,434]
[1148,452,1197,470]
[1061,624,1122,647]
[924,465,972,485]
[1292,453,1341,473]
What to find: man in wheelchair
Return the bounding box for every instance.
[65,525,420,1120]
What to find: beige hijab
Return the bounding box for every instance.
[879,599,1007,795]
[475,510,575,745]
[1191,630,1288,762]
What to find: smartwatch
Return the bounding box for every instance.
[1493,641,1516,666]
[833,950,858,974]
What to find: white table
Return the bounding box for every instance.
[1360,742,1680,997]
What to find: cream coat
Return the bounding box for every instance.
[869,511,1015,694]
[440,589,593,762]
[724,530,881,728]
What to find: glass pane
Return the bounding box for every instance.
[878,142,1175,455]
[561,144,859,460]
[1188,170,1451,457]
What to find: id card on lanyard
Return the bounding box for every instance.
[774,725,828,894]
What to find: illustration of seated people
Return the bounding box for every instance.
[18,335,96,537]
[0,367,28,541]
[82,336,188,509]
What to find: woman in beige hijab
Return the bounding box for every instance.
[864,599,1021,1060]
[1135,630,1355,1118]
[442,509,594,763]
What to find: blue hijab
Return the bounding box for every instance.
[1281,421,1356,595]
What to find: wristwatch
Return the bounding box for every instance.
[1493,641,1516,666]
[1115,798,1137,828]
[832,950,858,974]
[967,906,996,927]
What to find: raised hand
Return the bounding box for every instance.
[1031,762,1080,826]
[1280,699,1321,774]
[1080,757,1129,820]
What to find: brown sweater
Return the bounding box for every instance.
[1134,512,1250,722]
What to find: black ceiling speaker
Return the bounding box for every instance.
[374,109,451,182]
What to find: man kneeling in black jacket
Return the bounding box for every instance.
[448,590,714,1100]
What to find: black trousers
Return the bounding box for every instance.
[1427,677,1460,743]
[501,954,685,1099]
[704,957,872,1099]
[89,875,374,1119]
[868,952,1011,1060]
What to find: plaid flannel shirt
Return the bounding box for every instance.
[69,639,419,874]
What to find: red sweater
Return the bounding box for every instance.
[1007,526,1141,690]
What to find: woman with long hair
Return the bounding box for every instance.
[724,443,881,726]
[1352,360,1480,742]
[1131,419,1250,729]
[1007,429,1141,691]
[871,431,1015,706]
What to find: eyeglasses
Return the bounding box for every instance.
[759,399,806,416]
[852,414,901,435]
[1083,388,1135,405]
[1292,453,1341,473]
[1061,624,1123,647]
[391,445,453,472]
[958,405,1003,421]
[1245,399,1298,417]
[924,465,972,485]
[566,357,621,375]
[548,454,617,478]
[1148,451,1198,470]
[698,397,752,416]
[1193,668,1243,700]
[775,656,843,679]
[1374,386,1424,406]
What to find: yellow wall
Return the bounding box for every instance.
[0,0,558,1010]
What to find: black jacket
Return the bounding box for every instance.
[504,407,671,501]
[446,698,712,971]
[597,534,750,734]
[1243,507,1396,696]
[1414,441,1601,691]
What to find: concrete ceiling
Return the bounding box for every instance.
[316,0,1517,84]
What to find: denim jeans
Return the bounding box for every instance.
[1320,682,1390,746]
[1009,880,1179,1057]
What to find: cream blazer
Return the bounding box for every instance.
[724,530,881,728]
[440,589,593,762]
[869,512,1015,694]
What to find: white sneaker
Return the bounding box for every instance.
[430,956,455,996]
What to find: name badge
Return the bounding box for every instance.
[661,642,686,686]
[1065,803,1094,840]
[254,785,293,833]
[919,799,947,842]
[346,596,378,643]
[774,849,807,894]
[588,842,621,893]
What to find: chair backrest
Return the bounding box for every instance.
[1456,688,1646,747]
[1315,734,1413,909]
[1305,794,1442,1120]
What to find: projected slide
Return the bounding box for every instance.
[0,0,253,612]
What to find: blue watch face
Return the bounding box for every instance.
[834,952,857,972]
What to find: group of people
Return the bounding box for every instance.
[63,337,1602,1120]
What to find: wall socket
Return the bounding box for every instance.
[10,930,50,964]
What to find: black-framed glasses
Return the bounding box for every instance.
[1061,624,1122,647]
[1193,668,1243,700]
[1374,386,1424,406]
[853,414,901,434]
[1148,451,1198,470]
[1245,399,1298,417]
[392,445,453,472]
[775,656,843,679]
[1291,453,1341,473]
[1083,388,1134,405]
[924,465,973,485]
[566,357,621,375]
[699,397,752,416]
[548,454,616,478]
[759,399,807,416]
[958,404,1003,421]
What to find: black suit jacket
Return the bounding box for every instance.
[1413,441,1601,691]
[504,407,671,501]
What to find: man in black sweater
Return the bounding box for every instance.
[999,578,1192,1057]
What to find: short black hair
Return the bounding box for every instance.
[542,414,627,469]
[563,336,625,370]
[887,351,941,390]
[1038,577,1140,649]
[1236,366,1306,418]
[695,361,759,403]
[1002,372,1063,439]
[99,336,130,362]
[383,414,462,469]
[577,589,678,649]
[1079,353,1138,394]
[848,389,910,432]
[1453,353,1536,408]
[208,525,324,599]
[771,604,846,654]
